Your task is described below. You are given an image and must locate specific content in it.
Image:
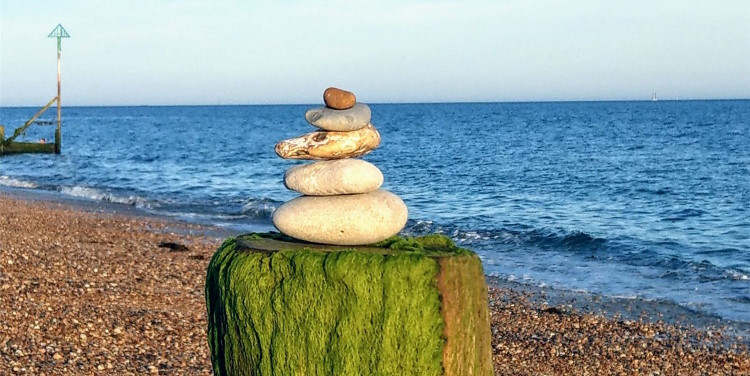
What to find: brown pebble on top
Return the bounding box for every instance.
[323,87,356,110]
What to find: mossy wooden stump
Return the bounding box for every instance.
[205,232,493,376]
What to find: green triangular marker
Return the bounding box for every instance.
[48,24,70,38]
[48,24,70,52]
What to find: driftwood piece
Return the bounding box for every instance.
[275,124,381,160]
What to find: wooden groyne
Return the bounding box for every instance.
[0,97,59,155]
[0,24,69,156]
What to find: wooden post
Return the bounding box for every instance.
[206,232,494,376]
[55,47,62,154]
[49,24,69,154]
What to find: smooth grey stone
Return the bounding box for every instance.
[305,103,371,131]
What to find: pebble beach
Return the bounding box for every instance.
[1,193,748,375]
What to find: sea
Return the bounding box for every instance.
[1,100,749,326]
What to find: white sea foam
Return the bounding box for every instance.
[610,294,640,300]
[454,230,484,241]
[724,269,750,281]
[0,176,38,189]
[60,186,110,201]
[241,198,277,219]
[59,186,149,207]
[159,211,246,221]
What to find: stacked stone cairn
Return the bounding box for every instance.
[206,87,493,375]
[273,87,408,245]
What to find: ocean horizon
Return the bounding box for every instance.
[3,97,750,109]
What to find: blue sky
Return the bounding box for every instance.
[1,0,748,106]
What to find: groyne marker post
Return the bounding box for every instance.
[48,24,69,154]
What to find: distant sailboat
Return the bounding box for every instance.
[651,93,658,101]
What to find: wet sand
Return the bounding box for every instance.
[0,193,747,375]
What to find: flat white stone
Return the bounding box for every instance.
[272,190,408,245]
[305,103,372,132]
[284,159,383,196]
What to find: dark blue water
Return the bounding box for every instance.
[1,101,749,323]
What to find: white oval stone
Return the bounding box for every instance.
[272,190,408,245]
[305,103,371,132]
[284,159,383,196]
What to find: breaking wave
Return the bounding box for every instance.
[58,185,152,208]
[0,176,38,189]
[240,198,280,220]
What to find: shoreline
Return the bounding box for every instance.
[4,184,749,338]
[0,191,748,374]
[0,185,247,239]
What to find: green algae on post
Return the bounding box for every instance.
[205,232,493,376]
